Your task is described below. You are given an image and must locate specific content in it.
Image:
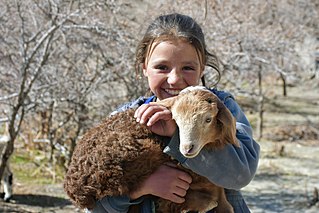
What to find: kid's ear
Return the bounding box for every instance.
[217,100,239,147]
[142,63,148,77]
[200,66,205,77]
[157,96,178,109]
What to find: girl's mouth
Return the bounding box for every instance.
[164,88,182,96]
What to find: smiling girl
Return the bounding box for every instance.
[90,13,259,213]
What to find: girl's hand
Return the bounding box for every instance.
[134,103,176,137]
[129,164,192,203]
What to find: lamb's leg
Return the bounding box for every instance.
[182,188,218,212]
[185,176,234,213]
[128,203,141,213]
[213,190,234,213]
[156,188,218,213]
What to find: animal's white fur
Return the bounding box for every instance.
[179,85,208,94]
[163,86,235,158]
[0,135,13,202]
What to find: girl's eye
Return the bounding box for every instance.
[183,66,195,71]
[155,65,168,70]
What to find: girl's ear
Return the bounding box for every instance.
[200,66,205,77]
[216,100,239,147]
[142,63,148,77]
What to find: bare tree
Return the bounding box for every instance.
[0,0,318,179]
[0,0,150,172]
[0,0,74,179]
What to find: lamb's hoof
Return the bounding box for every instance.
[181,201,218,213]
[198,201,218,213]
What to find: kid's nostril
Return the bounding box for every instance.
[186,144,194,153]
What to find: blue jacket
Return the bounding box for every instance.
[90,88,260,213]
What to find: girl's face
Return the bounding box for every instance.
[143,40,204,100]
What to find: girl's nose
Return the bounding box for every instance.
[167,69,182,85]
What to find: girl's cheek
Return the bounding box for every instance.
[185,73,201,85]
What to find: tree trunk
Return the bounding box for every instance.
[256,64,264,140]
[47,101,54,163]
[280,72,287,97]
[279,56,287,97]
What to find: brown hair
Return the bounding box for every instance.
[135,13,220,86]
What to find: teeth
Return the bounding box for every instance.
[165,89,181,95]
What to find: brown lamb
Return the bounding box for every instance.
[64,86,239,213]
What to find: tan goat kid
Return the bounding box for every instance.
[64,86,239,213]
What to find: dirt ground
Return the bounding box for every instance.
[1,139,318,213]
[242,140,319,213]
[0,183,78,213]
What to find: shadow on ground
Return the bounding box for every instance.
[0,193,73,213]
[10,194,71,207]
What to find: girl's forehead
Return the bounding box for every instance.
[151,37,188,48]
[153,39,191,51]
[146,39,204,65]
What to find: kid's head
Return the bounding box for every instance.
[135,13,220,100]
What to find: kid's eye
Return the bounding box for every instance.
[183,66,195,71]
[155,65,168,70]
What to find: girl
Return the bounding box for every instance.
[91,13,259,213]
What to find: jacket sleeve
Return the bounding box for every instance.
[163,95,260,190]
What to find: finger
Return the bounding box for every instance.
[135,104,160,123]
[134,104,149,121]
[175,180,190,191]
[146,109,172,126]
[135,102,163,118]
[139,106,158,124]
[163,164,192,184]
[173,186,188,197]
[169,193,185,204]
[177,171,192,184]
[139,106,165,124]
